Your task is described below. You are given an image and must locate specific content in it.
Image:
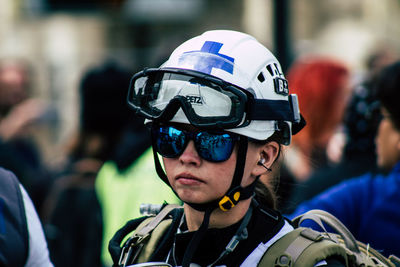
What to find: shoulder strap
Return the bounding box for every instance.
[259,210,399,267]
[135,204,181,238]
[118,204,182,266]
[258,227,349,267]
[292,209,359,253]
[137,218,173,263]
[293,209,397,267]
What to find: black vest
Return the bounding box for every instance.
[0,167,29,267]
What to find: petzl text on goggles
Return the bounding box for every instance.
[127,68,301,129]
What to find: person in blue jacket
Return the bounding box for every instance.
[288,60,400,258]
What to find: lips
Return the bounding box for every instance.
[175,173,204,185]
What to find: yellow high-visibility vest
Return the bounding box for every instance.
[95,147,180,266]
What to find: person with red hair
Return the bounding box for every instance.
[277,57,350,210]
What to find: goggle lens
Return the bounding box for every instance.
[128,69,248,129]
[153,125,238,162]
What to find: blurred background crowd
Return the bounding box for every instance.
[1,0,400,266]
[1,0,399,170]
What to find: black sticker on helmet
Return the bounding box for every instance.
[274,77,289,96]
[266,63,289,96]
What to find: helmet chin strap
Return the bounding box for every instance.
[186,137,256,212]
[152,135,256,212]
[152,135,257,267]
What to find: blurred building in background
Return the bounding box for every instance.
[0,0,399,169]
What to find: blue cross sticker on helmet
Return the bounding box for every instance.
[179,41,235,75]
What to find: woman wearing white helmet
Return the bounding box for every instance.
[109,30,346,267]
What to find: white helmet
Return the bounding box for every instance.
[128,30,303,144]
[126,30,304,214]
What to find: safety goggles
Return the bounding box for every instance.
[128,68,250,129]
[152,124,240,162]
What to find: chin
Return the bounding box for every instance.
[178,192,212,205]
[180,196,206,204]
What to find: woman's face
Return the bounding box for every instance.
[162,124,261,204]
[375,107,400,171]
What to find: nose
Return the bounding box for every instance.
[178,140,201,165]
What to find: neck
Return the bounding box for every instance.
[183,198,252,231]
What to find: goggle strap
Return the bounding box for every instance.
[248,99,295,122]
[292,113,307,135]
[152,98,183,123]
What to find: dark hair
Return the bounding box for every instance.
[255,179,278,209]
[374,61,400,130]
[79,62,133,134]
[70,62,148,162]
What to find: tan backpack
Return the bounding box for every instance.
[116,206,400,267]
[258,209,400,267]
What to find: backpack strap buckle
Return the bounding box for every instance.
[117,204,182,266]
[118,234,151,267]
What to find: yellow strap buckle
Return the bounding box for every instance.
[219,191,241,211]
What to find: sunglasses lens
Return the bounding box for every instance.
[153,125,237,162]
[196,132,235,162]
[154,126,186,158]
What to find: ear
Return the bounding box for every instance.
[252,141,280,177]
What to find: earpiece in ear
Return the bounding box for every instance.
[257,158,272,172]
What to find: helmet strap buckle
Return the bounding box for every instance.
[219,188,241,211]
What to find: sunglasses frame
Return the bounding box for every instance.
[151,124,240,162]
